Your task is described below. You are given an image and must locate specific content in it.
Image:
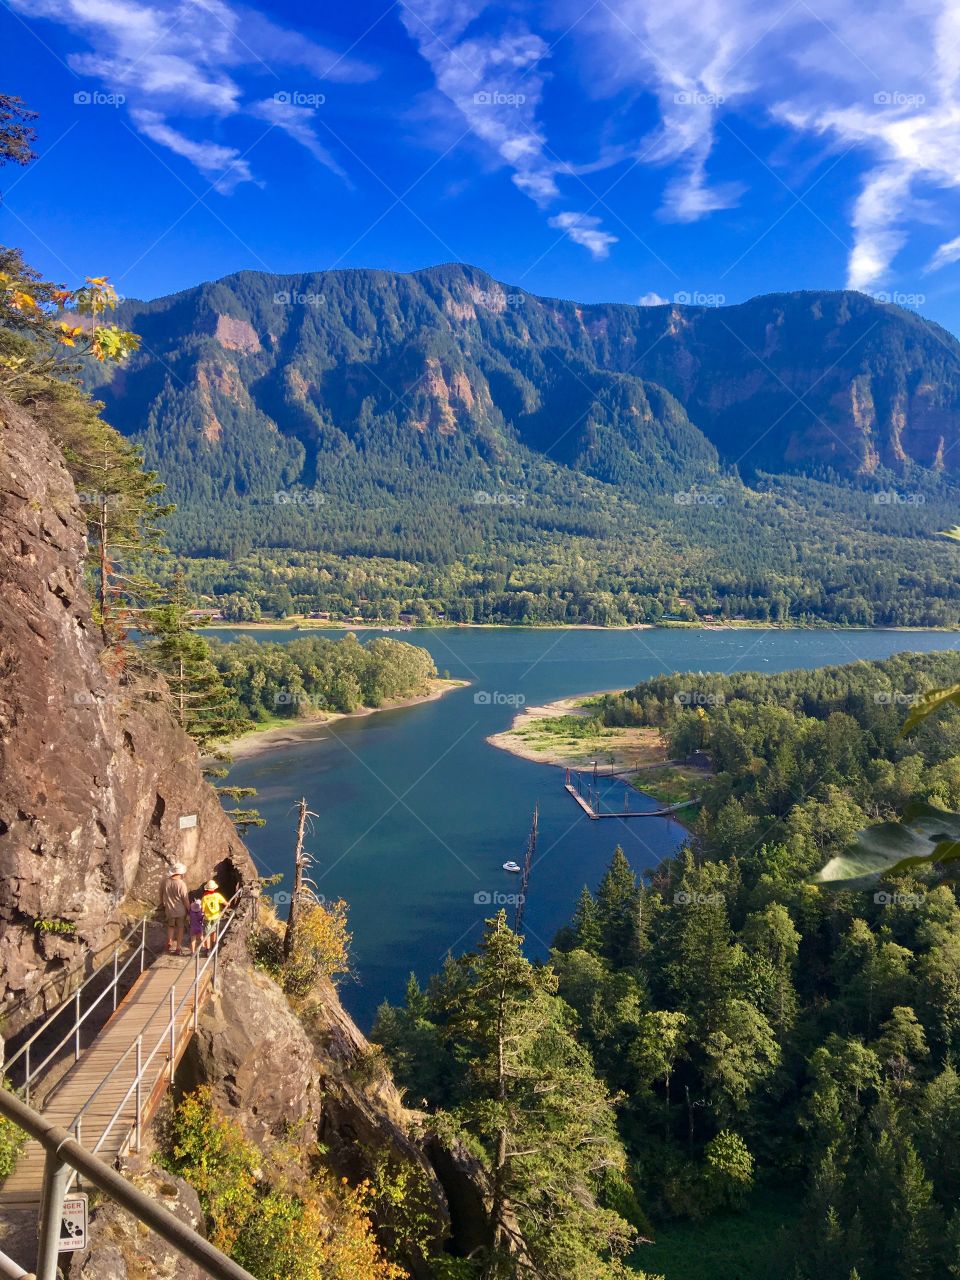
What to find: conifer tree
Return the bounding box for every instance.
[572,885,603,954]
[596,847,643,968]
[391,913,635,1279]
[145,572,248,750]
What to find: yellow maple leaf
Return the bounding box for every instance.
[8,289,37,311]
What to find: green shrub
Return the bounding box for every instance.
[0,1081,26,1179]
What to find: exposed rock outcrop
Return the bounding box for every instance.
[184,945,451,1276]
[0,395,254,1036]
[67,1164,207,1280]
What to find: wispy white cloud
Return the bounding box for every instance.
[568,0,960,288]
[637,291,668,305]
[926,234,960,274]
[9,0,375,188]
[249,97,348,181]
[130,107,254,191]
[399,0,616,256]
[548,211,617,258]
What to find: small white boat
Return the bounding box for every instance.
[502,860,521,873]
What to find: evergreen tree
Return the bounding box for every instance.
[144,571,249,751]
[595,847,643,968]
[571,885,603,954]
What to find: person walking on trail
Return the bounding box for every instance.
[162,863,190,955]
[201,879,228,954]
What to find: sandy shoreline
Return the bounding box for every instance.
[200,619,958,635]
[212,678,469,761]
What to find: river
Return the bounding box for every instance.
[209,626,959,1027]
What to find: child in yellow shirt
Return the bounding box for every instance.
[201,879,229,953]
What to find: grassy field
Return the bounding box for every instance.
[630,1192,798,1280]
[630,764,706,806]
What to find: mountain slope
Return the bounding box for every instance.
[95,265,960,482]
[84,265,960,626]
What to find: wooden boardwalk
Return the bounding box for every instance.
[563,781,700,820]
[0,952,210,1206]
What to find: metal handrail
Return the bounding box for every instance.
[3,913,154,1102]
[0,1086,256,1280]
[66,890,244,1186]
[0,1247,29,1279]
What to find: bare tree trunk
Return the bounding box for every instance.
[486,976,511,1277]
[283,797,307,959]
[98,496,110,641]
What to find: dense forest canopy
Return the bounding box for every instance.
[209,632,439,720]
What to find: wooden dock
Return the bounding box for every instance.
[563,781,699,820]
[0,953,211,1206]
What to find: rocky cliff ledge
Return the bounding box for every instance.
[0,394,252,1033]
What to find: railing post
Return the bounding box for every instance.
[24,1045,30,1107]
[113,946,119,1012]
[35,1147,70,1280]
[213,926,219,992]
[74,990,81,1062]
[193,950,200,1030]
[169,987,176,1085]
[140,917,146,974]
[135,1035,143,1152]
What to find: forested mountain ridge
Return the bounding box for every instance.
[84,265,960,626]
[95,265,960,483]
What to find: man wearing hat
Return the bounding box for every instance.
[162,863,190,955]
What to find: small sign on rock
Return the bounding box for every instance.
[59,1193,87,1252]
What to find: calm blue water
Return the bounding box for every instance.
[210,626,959,1026]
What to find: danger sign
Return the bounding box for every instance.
[58,1194,87,1252]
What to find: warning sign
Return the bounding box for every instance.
[58,1194,87,1252]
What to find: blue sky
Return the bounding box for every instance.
[3,0,960,331]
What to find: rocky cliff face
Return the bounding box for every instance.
[0,394,253,1035]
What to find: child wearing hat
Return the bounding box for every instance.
[188,897,205,955]
[201,879,228,954]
